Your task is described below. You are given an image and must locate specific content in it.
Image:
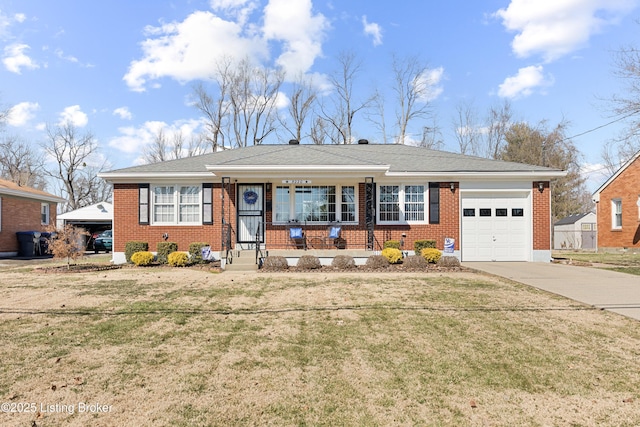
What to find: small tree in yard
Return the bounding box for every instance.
[46,224,89,269]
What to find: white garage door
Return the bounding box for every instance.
[461,192,530,262]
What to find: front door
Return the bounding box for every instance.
[237,184,264,244]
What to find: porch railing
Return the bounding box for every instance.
[258,221,383,252]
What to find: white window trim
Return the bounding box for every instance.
[151,184,202,226]
[377,183,429,225]
[612,198,622,230]
[274,184,358,224]
[41,203,50,226]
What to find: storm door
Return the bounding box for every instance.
[237,184,264,244]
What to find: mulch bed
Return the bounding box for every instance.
[37,264,124,273]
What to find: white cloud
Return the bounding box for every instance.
[362,15,382,46]
[3,43,39,74]
[7,101,40,126]
[416,67,445,102]
[263,0,329,76]
[498,65,553,98]
[495,0,637,62]
[14,13,26,23]
[108,119,204,159]
[58,105,88,127]
[113,107,133,120]
[123,10,268,92]
[124,0,329,91]
[210,0,259,26]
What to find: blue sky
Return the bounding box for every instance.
[1,0,639,191]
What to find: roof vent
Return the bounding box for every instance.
[357,139,369,144]
[288,139,300,145]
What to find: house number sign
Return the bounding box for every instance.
[282,179,312,184]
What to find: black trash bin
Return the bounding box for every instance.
[16,231,42,257]
[40,232,54,255]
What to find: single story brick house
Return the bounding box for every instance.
[98,142,565,264]
[592,150,640,252]
[0,178,65,257]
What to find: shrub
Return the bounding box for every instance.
[168,251,190,267]
[44,225,89,269]
[414,239,437,253]
[381,247,403,264]
[297,255,322,270]
[331,255,356,269]
[438,256,461,268]
[366,255,390,269]
[189,242,210,264]
[383,240,401,249]
[403,255,428,269]
[125,241,148,263]
[131,251,154,266]
[421,248,442,264]
[157,242,178,264]
[262,256,289,270]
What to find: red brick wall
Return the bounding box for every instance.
[112,183,225,252]
[0,196,57,253]
[532,181,551,250]
[371,182,459,251]
[113,180,550,254]
[597,157,640,249]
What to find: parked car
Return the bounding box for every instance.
[93,230,112,253]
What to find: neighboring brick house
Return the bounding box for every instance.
[98,142,565,264]
[593,150,640,252]
[0,179,65,257]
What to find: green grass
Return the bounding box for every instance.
[1,271,640,426]
[553,251,640,266]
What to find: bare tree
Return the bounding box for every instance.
[0,136,47,189]
[419,121,444,150]
[192,57,234,151]
[367,89,389,144]
[142,128,169,164]
[42,123,110,211]
[310,116,328,145]
[321,51,372,144]
[391,54,435,144]
[484,100,513,159]
[452,100,482,155]
[228,58,284,147]
[280,74,317,142]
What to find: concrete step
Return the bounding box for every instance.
[224,250,258,272]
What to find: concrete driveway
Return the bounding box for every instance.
[462,262,640,321]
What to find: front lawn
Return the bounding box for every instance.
[1,268,639,426]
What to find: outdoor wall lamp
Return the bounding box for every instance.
[538,182,545,193]
[450,182,455,193]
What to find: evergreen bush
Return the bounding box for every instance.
[168,251,190,267]
[421,248,442,264]
[381,247,403,264]
[414,239,437,253]
[131,251,154,266]
[157,242,178,264]
[125,241,148,263]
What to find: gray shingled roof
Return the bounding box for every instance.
[104,143,562,174]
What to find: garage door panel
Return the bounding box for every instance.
[461,193,530,262]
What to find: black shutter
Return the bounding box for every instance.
[429,182,440,224]
[139,184,150,225]
[202,183,213,225]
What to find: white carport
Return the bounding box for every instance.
[57,202,112,233]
